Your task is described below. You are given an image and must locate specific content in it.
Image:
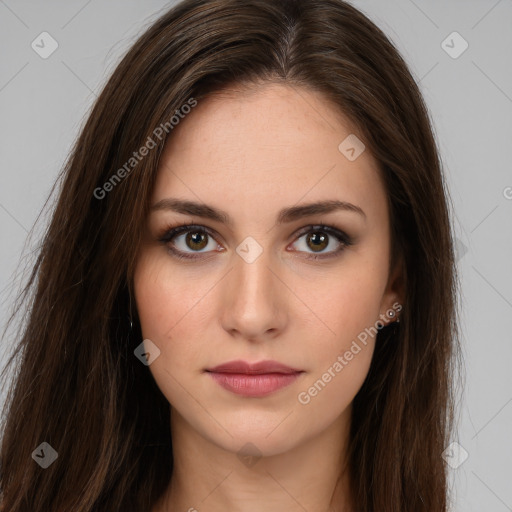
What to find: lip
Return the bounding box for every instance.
[205,360,304,397]
[207,359,302,374]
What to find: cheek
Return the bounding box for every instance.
[295,282,380,417]
[133,252,211,370]
[323,277,383,344]
[133,254,211,416]
[294,260,387,407]
[304,259,387,351]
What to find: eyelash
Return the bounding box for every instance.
[157,223,354,261]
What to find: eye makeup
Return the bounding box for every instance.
[156,222,355,262]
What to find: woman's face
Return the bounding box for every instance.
[134,83,402,456]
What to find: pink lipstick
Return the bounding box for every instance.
[205,360,304,397]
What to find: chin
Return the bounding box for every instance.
[197,408,317,459]
[213,429,302,459]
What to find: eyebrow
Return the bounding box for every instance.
[150,198,366,225]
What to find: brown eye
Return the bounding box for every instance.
[158,223,353,262]
[305,232,329,252]
[185,231,208,251]
[290,225,353,260]
[158,225,220,260]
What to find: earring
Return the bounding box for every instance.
[386,309,401,325]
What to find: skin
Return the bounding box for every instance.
[134,82,404,512]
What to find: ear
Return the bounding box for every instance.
[379,251,405,326]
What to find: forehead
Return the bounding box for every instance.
[152,83,387,226]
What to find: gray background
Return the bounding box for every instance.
[0,0,511,509]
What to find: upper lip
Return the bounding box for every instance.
[206,360,302,374]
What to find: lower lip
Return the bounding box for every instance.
[207,371,302,397]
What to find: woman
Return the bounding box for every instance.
[0,0,461,510]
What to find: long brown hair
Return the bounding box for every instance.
[0,0,462,510]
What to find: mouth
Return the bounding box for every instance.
[205,360,304,397]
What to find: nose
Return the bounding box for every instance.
[220,249,288,343]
